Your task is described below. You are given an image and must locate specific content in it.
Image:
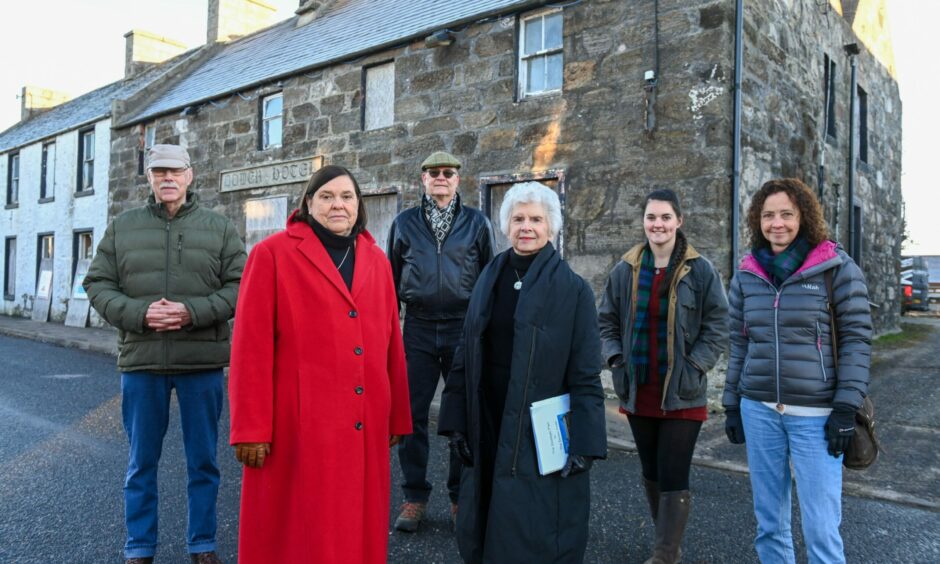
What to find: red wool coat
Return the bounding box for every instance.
[229,217,411,564]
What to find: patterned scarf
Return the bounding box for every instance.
[423,194,457,245]
[630,231,687,384]
[753,236,812,287]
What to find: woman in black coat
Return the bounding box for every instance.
[438,181,607,563]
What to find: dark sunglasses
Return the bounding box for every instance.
[427,169,457,179]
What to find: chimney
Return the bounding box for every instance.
[20,86,70,121]
[296,0,339,26]
[207,0,277,44]
[124,30,188,78]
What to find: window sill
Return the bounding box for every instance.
[74,190,95,198]
[38,197,55,204]
[4,203,18,210]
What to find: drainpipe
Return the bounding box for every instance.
[731,0,744,269]
[845,43,859,256]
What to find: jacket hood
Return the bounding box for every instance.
[739,240,843,280]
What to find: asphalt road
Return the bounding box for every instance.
[0,335,938,563]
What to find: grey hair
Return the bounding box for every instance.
[498,181,562,239]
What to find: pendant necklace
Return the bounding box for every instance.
[336,246,351,270]
[513,269,523,291]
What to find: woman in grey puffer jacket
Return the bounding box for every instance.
[723,178,871,564]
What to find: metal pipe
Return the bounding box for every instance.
[847,48,858,257]
[731,0,744,269]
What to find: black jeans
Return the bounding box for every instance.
[398,316,464,504]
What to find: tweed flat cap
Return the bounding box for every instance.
[147,144,191,169]
[421,151,462,170]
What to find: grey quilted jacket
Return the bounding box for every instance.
[723,241,872,409]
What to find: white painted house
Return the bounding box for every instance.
[0,32,191,324]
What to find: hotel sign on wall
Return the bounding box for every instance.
[220,156,323,192]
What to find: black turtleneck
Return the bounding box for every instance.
[481,248,540,436]
[308,219,356,290]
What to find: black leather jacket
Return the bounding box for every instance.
[387,195,495,321]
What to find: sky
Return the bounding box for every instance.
[0,0,935,254]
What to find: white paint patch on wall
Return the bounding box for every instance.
[688,64,725,121]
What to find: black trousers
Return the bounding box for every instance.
[398,316,463,504]
[627,415,702,492]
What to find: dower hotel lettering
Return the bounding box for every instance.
[220,157,322,192]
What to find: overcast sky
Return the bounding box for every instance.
[0,1,934,254]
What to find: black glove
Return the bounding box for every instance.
[609,354,625,369]
[825,405,856,457]
[560,454,592,478]
[725,407,746,444]
[449,431,473,467]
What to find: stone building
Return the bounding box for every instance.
[100,0,899,333]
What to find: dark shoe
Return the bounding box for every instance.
[394,501,428,532]
[191,551,222,564]
[644,490,691,564]
[450,503,458,531]
[642,477,660,524]
[125,558,153,564]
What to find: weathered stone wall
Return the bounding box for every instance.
[110,0,737,297]
[739,0,903,334]
[108,0,900,332]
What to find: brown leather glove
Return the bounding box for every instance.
[235,443,271,468]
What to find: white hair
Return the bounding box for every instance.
[498,181,562,239]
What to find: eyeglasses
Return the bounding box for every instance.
[150,167,189,177]
[426,169,457,179]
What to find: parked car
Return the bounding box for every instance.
[901,257,931,312]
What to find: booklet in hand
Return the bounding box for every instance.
[530,393,571,475]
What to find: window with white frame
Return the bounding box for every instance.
[519,9,564,98]
[36,233,54,283]
[73,230,94,282]
[6,153,19,205]
[78,129,95,191]
[145,124,156,149]
[138,123,157,175]
[3,237,15,299]
[41,142,56,200]
[364,62,395,130]
[262,93,283,149]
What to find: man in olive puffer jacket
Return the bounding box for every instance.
[84,144,246,564]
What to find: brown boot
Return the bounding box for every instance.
[642,477,659,524]
[643,490,690,564]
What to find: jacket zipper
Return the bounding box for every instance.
[815,320,828,381]
[511,330,538,477]
[773,291,781,405]
[163,221,171,368]
[177,233,183,264]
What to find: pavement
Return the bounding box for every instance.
[1,312,938,515]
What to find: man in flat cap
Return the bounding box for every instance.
[84,144,246,564]
[387,151,495,532]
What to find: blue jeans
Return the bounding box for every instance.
[398,316,463,504]
[121,369,223,559]
[741,397,845,564]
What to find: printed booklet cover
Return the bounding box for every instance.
[530,393,571,475]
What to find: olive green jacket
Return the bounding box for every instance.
[83,193,246,373]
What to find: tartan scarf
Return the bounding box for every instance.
[753,236,812,287]
[630,231,687,384]
[423,194,457,245]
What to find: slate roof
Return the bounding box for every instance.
[0,65,170,154]
[119,0,543,126]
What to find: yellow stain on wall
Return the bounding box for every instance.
[533,120,561,170]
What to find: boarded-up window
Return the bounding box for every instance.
[362,191,399,253]
[245,196,289,253]
[364,62,395,130]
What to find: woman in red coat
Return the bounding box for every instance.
[229,165,412,563]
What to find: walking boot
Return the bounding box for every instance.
[642,477,660,524]
[644,490,691,564]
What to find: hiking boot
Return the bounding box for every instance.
[191,551,222,564]
[450,503,459,530]
[394,501,428,532]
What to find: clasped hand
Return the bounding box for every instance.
[235,443,271,468]
[145,298,192,331]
